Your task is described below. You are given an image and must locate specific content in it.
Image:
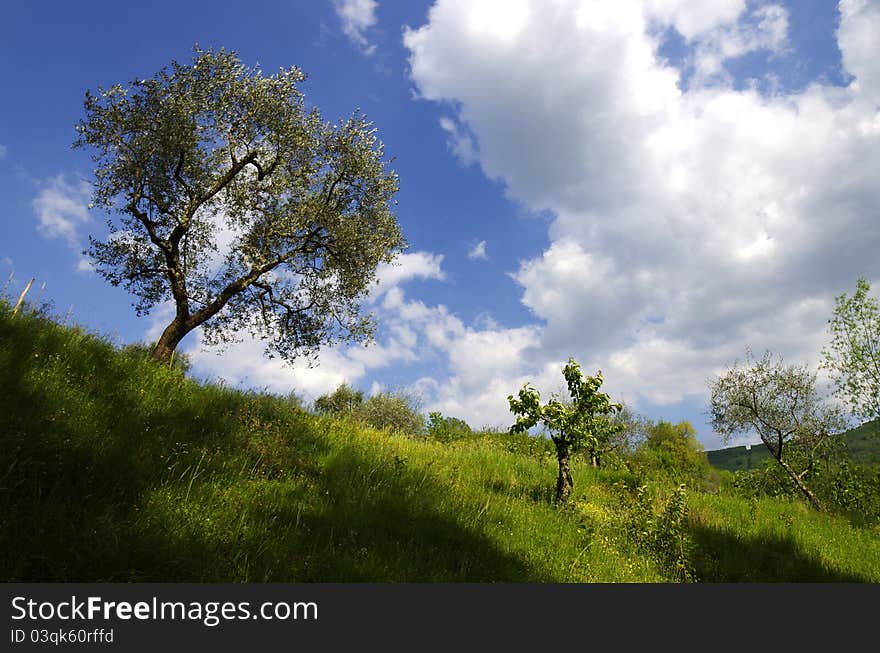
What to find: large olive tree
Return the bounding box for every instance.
[75,47,405,363]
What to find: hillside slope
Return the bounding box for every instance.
[707,422,880,472]
[1,302,878,582]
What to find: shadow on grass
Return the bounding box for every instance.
[687,524,871,582]
[481,477,556,506]
[68,441,548,582]
[0,312,319,580]
[226,445,550,582]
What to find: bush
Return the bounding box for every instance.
[426,412,473,442]
[314,384,363,415]
[620,483,696,582]
[479,428,556,459]
[357,391,424,436]
[632,421,716,487]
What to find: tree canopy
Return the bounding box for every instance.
[709,350,844,509]
[822,277,880,423]
[509,358,623,503]
[75,47,405,363]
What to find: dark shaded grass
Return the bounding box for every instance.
[689,526,870,582]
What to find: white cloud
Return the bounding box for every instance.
[371,250,446,298]
[838,0,880,106]
[402,0,880,437]
[33,175,91,246]
[333,0,379,55]
[687,4,790,85]
[32,175,93,272]
[467,239,487,260]
[1,256,12,267]
[438,116,477,164]
[0,144,7,159]
[644,0,747,40]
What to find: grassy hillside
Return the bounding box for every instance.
[707,422,880,472]
[2,301,879,582]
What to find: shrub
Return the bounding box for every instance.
[357,391,424,436]
[621,483,696,582]
[426,412,473,442]
[632,420,716,487]
[314,384,363,415]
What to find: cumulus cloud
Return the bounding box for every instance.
[371,250,446,298]
[333,0,379,55]
[838,0,880,105]
[32,175,93,272]
[467,240,488,260]
[403,0,880,435]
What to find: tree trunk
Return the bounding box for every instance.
[151,318,190,363]
[555,443,573,504]
[590,451,601,468]
[775,456,822,511]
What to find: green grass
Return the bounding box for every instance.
[1,301,878,582]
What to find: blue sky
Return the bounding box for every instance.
[1,0,878,449]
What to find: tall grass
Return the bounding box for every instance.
[1,300,877,582]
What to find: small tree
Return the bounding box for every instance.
[313,383,363,415]
[821,277,880,423]
[426,412,473,442]
[634,420,711,482]
[358,391,424,435]
[709,350,845,510]
[508,358,623,503]
[75,47,405,363]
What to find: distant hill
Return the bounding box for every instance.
[706,420,880,472]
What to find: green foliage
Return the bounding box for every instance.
[621,483,697,583]
[633,420,715,486]
[74,46,405,362]
[313,383,363,415]
[828,461,879,519]
[508,358,623,502]
[709,349,845,509]
[607,404,650,454]
[356,391,424,436]
[508,358,623,458]
[480,428,556,459]
[426,412,473,442]
[822,277,880,422]
[313,384,423,435]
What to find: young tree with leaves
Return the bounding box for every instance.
[822,277,880,423]
[508,359,623,503]
[75,47,405,363]
[709,350,845,510]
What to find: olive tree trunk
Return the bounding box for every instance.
[151,317,190,363]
